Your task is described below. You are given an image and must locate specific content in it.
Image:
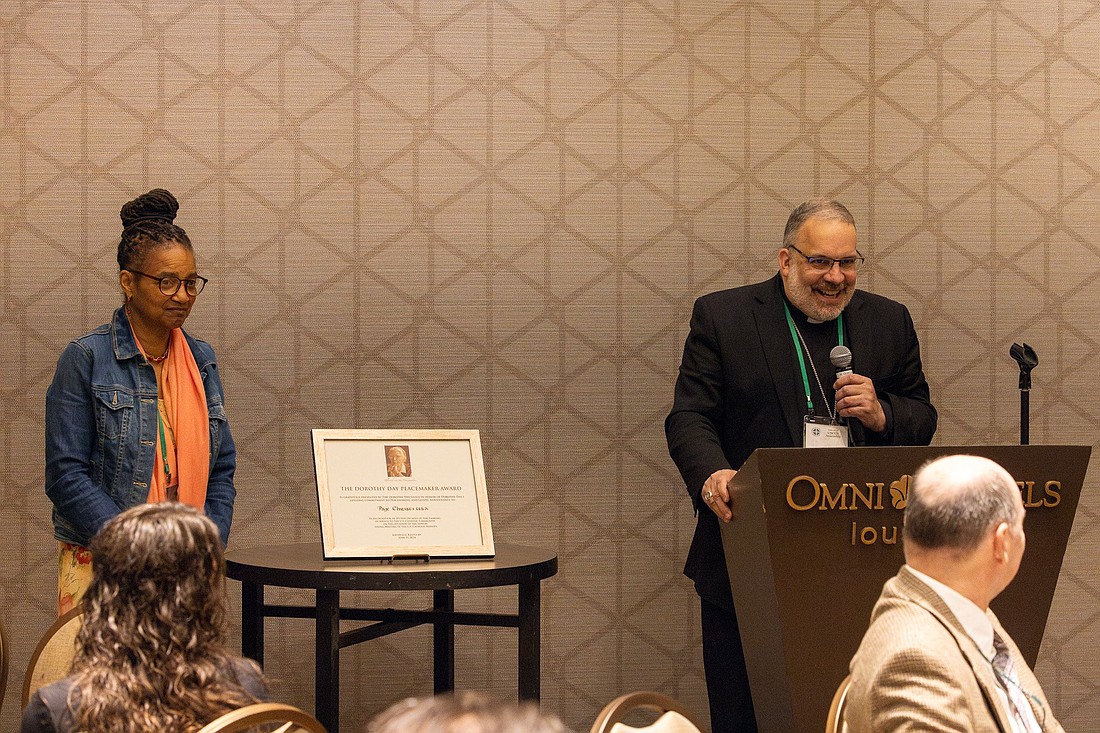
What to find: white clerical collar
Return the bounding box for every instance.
[907,565,994,659]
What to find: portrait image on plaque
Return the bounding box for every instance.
[312,429,495,559]
[385,445,412,477]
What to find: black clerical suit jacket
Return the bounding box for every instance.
[665,274,937,610]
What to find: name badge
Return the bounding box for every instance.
[803,415,849,448]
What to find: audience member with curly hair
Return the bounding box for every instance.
[21,503,266,733]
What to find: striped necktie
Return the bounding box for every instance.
[992,630,1040,732]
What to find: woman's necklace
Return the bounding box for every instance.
[145,340,170,363]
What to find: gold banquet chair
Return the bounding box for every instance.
[22,606,84,707]
[825,675,851,733]
[590,691,704,733]
[196,702,328,733]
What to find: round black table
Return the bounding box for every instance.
[226,542,558,733]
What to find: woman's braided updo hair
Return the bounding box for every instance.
[117,189,193,271]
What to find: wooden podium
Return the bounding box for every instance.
[720,445,1090,733]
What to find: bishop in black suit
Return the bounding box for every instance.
[665,199,937,733]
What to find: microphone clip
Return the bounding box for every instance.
[1009,342,1038,391]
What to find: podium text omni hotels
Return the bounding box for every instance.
[784,473,1062,546]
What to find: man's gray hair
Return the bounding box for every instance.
[903,455,1021,553]
[367,692,568,733]
[782,198,856,247]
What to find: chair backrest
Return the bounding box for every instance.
[825,675,851,733]
[590,691,703,733]
[196,702,328,733]
[22,606,84,707]
[0,614,9,718]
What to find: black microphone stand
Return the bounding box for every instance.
[1009,343,1038,445]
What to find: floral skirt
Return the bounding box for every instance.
[58,542,93,616]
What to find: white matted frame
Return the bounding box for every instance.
[312,429,495,560]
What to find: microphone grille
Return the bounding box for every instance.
[830,345,852,369]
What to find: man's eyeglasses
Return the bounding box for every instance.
[128,270,208,296]
[788,244,864,272]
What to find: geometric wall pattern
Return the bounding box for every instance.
[3,1,1100,730]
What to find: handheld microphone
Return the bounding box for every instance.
[830,345,853,377]
[829,345,863,445]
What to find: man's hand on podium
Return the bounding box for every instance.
[701,468,737,523]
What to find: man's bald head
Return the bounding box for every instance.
[904,455,1022,556]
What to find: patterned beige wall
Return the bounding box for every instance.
[3,1,1100,731]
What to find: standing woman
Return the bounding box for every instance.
[45,189,236,614]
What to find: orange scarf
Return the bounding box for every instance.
[134,328,210,509]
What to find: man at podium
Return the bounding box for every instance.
[665,198,937,733]
[846,454,1063,732]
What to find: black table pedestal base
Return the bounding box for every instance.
[227,543,557,733]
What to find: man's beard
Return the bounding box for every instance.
[784,272,853,322]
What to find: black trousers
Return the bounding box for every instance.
[701,596,758,733]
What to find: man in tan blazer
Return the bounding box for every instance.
[846,454,1063,732]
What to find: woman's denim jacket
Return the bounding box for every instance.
[45,306,236,546]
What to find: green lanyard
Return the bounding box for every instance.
[782,301,844,414]
[157,405,173,485]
